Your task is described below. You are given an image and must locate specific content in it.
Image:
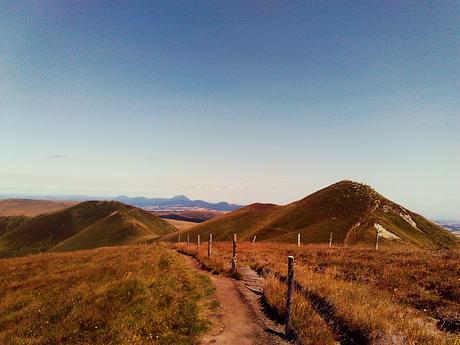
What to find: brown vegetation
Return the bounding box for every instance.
[0,199,78,217]
[163,181,457,249]
[0,201,177,258]
[174,242,460,345]
[0,245,216,345]
[163,219,197,231]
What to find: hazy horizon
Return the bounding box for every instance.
[1,2,459,220]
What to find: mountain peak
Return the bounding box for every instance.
[171,180,456,249]
[331,180,373,190]
[171,195,190,201]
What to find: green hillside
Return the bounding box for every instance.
[50,209,176,252]
[162,181,457,249]
[0,216,27,237]
[0,201,176,258]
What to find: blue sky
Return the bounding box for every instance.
[1,1,459,219]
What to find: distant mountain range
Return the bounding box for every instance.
[113,195,242,211]
[435,220,460,237]
[0,194,243,212]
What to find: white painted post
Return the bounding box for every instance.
[187,234,190,246]
[375,232,379,250]
[252,235,257,243]
[297,233,301,247]
[329,233,333,247]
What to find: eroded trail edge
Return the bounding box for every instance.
[175,250,291,345]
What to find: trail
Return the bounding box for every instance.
[177,253,290,345]
[344,198,380,245]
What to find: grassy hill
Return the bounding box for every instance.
[163,218,198,231]
[0,245,214,345]
[0,201,176,258]
[163,181,457,249]
[0,216,27,236]
[0,198,78,217]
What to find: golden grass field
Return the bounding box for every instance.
[0,245,217,345]
[0,199,78,217]
[163,218,198,231]
[174,242,460,345]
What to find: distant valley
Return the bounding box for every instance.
[114,194,242,212]
[435,220,460,237]
[0,193,242,212]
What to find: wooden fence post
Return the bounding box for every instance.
[375,232,379,250]
[329,232,333,247]
[297,233,301,247]
[231,234,237,272]
[197,234,200,255]
[178,234,181,243]
[187,234,190,246]
[286,256,295,339]
[252,235,257,243]
[208,233,212,257]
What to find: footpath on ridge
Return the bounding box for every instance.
[176,251,291,345]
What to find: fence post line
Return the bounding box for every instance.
[329,232,333,247]
[208,233,212,257]
[297,233,301,247]
[231,233,237,272]
[285,255,295,339]
[197,234,200,255]
[375,232,379,250]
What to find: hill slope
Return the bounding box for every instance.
[0,199,78,217]
[164,181,457,249]
[0,246,213,344]
[0,201,176,258]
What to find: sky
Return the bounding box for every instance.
[1,1,459,219]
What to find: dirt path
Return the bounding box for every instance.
[178,253,290,345]
[344,198,380,245]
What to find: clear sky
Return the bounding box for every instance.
[1,1,459,219]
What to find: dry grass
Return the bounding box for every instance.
[0,199,78,217]
[0,201,177,258]
[163,219,197,231]
[263,273,337,344]
[164,181,457,249]
[174,242,460,345]
[0,245,216,345]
